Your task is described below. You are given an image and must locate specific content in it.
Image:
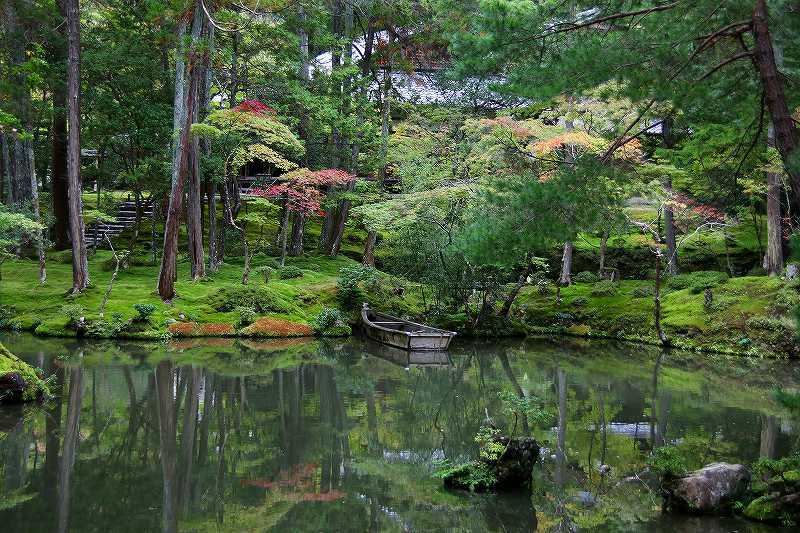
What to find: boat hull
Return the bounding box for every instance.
[361,305,456,352]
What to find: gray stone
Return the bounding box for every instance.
[666,462,750,513]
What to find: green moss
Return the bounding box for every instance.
[743,495,777,522]
[0,342,49,402]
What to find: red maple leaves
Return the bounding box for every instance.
[252,168,356,216]
[233,100,277,116]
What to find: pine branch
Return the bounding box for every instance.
[696,51,752,81]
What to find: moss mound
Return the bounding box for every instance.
[0,342,49,403]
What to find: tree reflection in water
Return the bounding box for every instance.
[0,334,796,532]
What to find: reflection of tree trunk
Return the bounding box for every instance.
[365,389,378,452]
[649,352,664,449]
[197,373,213,467]
[155,361,178,533]
[214,378,227,525]
[58,367,84,533]
[498,352,530,435]
[598,389,607,467]
[555,369,567,487]
[759,415,778,459]
[178,367,201,514]
[44,364,64,505]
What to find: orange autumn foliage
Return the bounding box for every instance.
[241,318,313,337]
[168,322,234,337]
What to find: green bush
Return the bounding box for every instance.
[573,271,599,283]
[647,446,688,478]
[86,313,127,338]
[590,280,618,296]
[0,305,16,329]
[61,304,85,327]
[254,266,272,284]
[338,265,378,306]
[536,279,552,296]
[632,285,654,298]
[313,307,352,336]
[236,306,257,328]
[571,296,588,307]
[610,312,650,335]
[133,303,156,321]
[666,271,728,293]
[210,286,292,314]
[746,316,789,332]
[772,288,800,315]
[278,265,303,279]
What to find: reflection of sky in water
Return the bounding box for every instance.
[0,333,797,532]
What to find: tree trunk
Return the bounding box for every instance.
[28,142,46,284]
[752,0,800,216]
[66,0,89,293]
[51,80,70,249]
[57,367,83,533]
[653,250,669,345]
[288,212,305,256]
[662,118,678,275]
[499,255,534,319]
[207,184,218,271]
[328,182,354,257]
[187,136,205,280]
[158,11,202,301]
[154,361,178,533]
[242,232,250,285]
[559,241,573,286]
[598,230,608,276]
[765,121,784,275]
[1,134,12,205]
[279,200,290,267]
[362,230,377,266]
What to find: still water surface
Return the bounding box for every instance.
[1,333,799,532]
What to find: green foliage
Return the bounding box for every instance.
[475,426,504,462]
[632,285,654,298]
[313,307,350,336]
[277,265,303,279]
[434,460,497,493]
[590,280,618,296]
[61,304,85,328]
[573,271,599,283]
[647,446,688,478]
[210,286,292,314]
[132,303,156,321]
[236,306,257,328]
[337,265,378,306]
[666,271,728,293]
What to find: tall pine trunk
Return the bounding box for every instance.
[559,241,573,286]
[662,118,678,274]
[765,122,784,275]
[362,230,377,266]
[66,0,88,293]
[51,81,70,249]
[752,0,800,216]
[158,8,202,301]
[288,212,305,256]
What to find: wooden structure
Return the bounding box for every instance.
[361,303,456,351]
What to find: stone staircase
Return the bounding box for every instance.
[86,198,154,248]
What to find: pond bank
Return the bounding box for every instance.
[1,255,797,357]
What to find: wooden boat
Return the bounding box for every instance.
[361,303,456,351]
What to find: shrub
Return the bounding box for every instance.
[313,307,351,336]
[590,280,617,296]
[772,288,800,315]
[86,313,127,338]
[61,304,85,328]
[571,296,588,307]
[573,271,599,283]
[610,312,649,335]
[647,446,688,478]
[236,306,257,328]
[666,271,728,293]
[210,286,292,314]
[746,316,789,332]
[632,285,654,298]
[254,266,272,284]
[278,265,303,279]
[133,303,156,321]
[0,305,16,329]
[536,279,552,296]
[338,265,378,305]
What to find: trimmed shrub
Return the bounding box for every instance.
[573,271,599,283]
[210,286,292,314]
[536,279,552,296]
[666,271,728,293]
[338,265,378,306]
[632,285,654,298]
[313,307,351,336]
[571,297,588,307]
[590,280,617,296]
[61,304,85,328]
[278,265,303,279]
[133,303,157,321]
[236,306,257,328]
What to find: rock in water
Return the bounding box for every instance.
[665,462,750,513]
[0,342,49,404]
[443,436,540,492]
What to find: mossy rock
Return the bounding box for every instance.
[0,342,49,403]
[743,495,778,522]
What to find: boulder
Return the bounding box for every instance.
[0,342,49,404]
[665,462,750,513]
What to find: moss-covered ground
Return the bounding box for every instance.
[514,274,798,356]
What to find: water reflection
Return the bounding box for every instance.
[0,334,798,532]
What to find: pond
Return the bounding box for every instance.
[1,333,798,532]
